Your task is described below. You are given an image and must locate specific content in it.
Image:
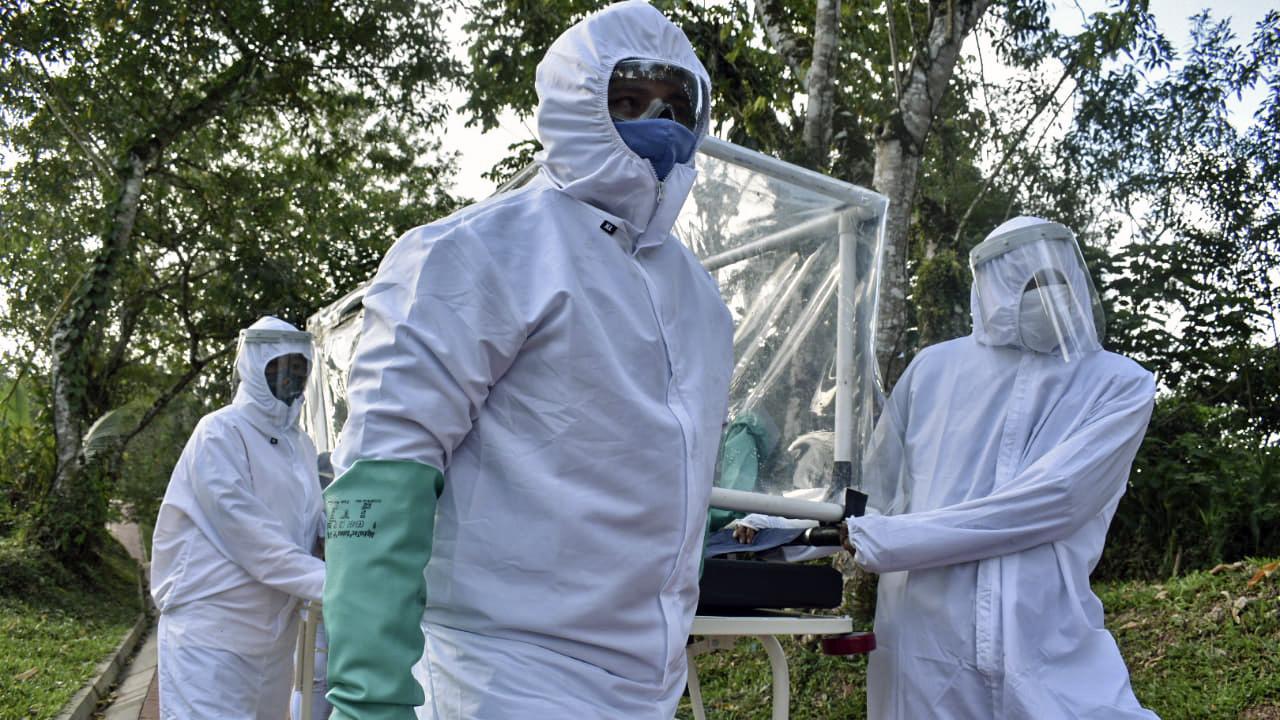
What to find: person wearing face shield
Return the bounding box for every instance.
[321,3,732,719]
[839,217,1159,718]
[150,316,326,720]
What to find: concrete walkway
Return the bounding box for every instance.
[98,520,159,720]
[97,628,159,720]
[107,519,146,567]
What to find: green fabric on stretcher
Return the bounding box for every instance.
[707,412,780,533]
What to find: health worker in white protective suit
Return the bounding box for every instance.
[321,3,733,719]
[150,317,325,720]
[841,217,1159,719]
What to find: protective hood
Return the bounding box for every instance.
[534,0,710,247]
[969,216,1104,358]
[232,316,313,430]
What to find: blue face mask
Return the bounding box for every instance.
[613,118,697,182]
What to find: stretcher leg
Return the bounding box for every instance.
[686,646,708,720]
[757,635,790,720]
[298,602,319,720]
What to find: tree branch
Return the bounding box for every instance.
[118,347,232,452]
[896,0,991,149]
[48,50,303,491]
[24,58,114,181]
[102,293,146,384]
[952,59,1079,243]
[885,0,903,107]
[754,0,808,80]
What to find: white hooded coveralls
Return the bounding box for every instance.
[151,317,325,720]
[846,217,1159,719]
[331,3,733,718]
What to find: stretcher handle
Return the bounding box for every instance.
[797,526,843,546]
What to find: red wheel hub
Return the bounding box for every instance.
[821,631,876,655]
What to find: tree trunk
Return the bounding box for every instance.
[872,132,923,383]
[40,148,155,559]
[803,0,841,167]
[872,0,991,386]
[753,0,841,166]
[49,152,152,494]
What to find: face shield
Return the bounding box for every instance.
[235,327,314,405]
[608,58,708,132]
[969,221,1104,362]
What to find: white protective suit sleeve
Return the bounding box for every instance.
[188,428,325,600]
[335,226,527,474]
[848,371,1154,574]
[859,365,913,519]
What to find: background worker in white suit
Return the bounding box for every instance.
[151,316,325,719]
[842,216,1159,719]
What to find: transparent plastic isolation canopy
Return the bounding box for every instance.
[303,138,888,523]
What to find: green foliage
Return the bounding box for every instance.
[680,635,868,719]
[461,0,604,131]
[0,377,56,540]
[28,463,111,563]
[1059,10,1280,431]
[911,249,971,347]
[114,395,210,544]
[480,138,543,187]
[0,536,140,719]
[1100,396,1280,580]
[0,0,467,558]
[1032,9,1280,579]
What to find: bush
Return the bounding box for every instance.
[1099,395,1280,579]
[0,376,57,541]
[114,395,207,549]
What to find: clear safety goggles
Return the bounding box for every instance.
[970,222,1105,362]
[608,58,708,132]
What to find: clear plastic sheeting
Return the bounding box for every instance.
[303,138,887,511]
[691,140,886,508]
[303,288,365,456]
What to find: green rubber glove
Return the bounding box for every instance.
[323,459,443,720]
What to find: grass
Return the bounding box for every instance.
[680,558,1280,719]
[1103,559,1280,719]
[0,536,142,720]
[0,539,1273,719]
